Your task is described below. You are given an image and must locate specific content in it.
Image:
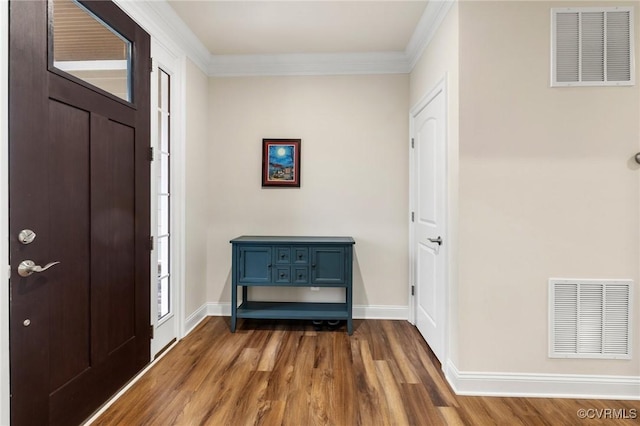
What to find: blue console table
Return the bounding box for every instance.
[230,236,356,334]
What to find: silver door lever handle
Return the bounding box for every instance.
[428,236,443,246]
[18,260,61,277]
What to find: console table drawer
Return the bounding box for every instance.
[293,247,309,263]
[293,267,308,284]
[275,247,291,264]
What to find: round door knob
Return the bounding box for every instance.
[635,152,640,165]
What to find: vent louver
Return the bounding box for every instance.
[551,7,634,86]
[549,279,633,359]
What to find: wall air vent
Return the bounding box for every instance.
[549,279,633,359]
[551,7,635,87]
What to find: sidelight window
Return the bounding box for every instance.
[157,69,171,321]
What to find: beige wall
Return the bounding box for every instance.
[207,74,410,308]
[409,2,460,365]
[184,58,210,317]
[457,1,640,375]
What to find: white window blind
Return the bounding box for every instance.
[551,7,634,87]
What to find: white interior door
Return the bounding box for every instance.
[411,82,447,363]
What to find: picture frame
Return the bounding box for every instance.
[262,139,301,187]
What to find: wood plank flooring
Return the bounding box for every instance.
[91,318,640,425]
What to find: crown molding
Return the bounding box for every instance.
[405,0,456,71]
[113,0,211,74]
[209,51,409,77]
[116,0,456,77]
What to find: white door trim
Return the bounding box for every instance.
[115,0,189,344]
[150,38,187,356]
[0,1,11,423]
[408,76,449,363]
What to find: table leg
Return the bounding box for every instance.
[231,283,237,333]
[347,284,353,335]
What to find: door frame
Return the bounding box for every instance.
[0,2,10,424]
[408,76,450,365]
[113,0,188,347]
[150,38,185,358]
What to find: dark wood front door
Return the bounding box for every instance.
[9,1,151,424]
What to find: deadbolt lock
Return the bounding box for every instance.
[18,229,36,245]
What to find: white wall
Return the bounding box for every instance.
[409,1,460,365]
[457,1,640,377]
[207,75,410,311]
[184,58,211,317]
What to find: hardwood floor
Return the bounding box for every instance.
[91,318,639,425]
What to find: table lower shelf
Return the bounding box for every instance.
[235,301,349,320]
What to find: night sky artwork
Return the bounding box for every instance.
[262,139,301,187]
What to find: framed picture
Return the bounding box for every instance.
[262,139,301,187]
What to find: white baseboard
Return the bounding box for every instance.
[353,304,409,320]
[188,302,409,323]
[444,360,640,400]
[183,303,210,336]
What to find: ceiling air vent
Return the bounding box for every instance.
[549,279,633,359]
[551,7,635,87]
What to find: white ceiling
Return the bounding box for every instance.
[167,1,429,56]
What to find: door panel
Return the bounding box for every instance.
[48,100,91,391]
[92,115,136,352]
[419,118,438,224]
[413,85,446,363]
[9,1,150,424]
[417,242,437,326]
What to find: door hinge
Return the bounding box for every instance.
[150,236,155,251]
[149,146,154,161]
[150,57,153,73]
[411,211,415,222]
[411,285,415,296]
[411,138,414,148]
[150,324,155,339]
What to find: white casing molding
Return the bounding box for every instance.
[445,361,640,400]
